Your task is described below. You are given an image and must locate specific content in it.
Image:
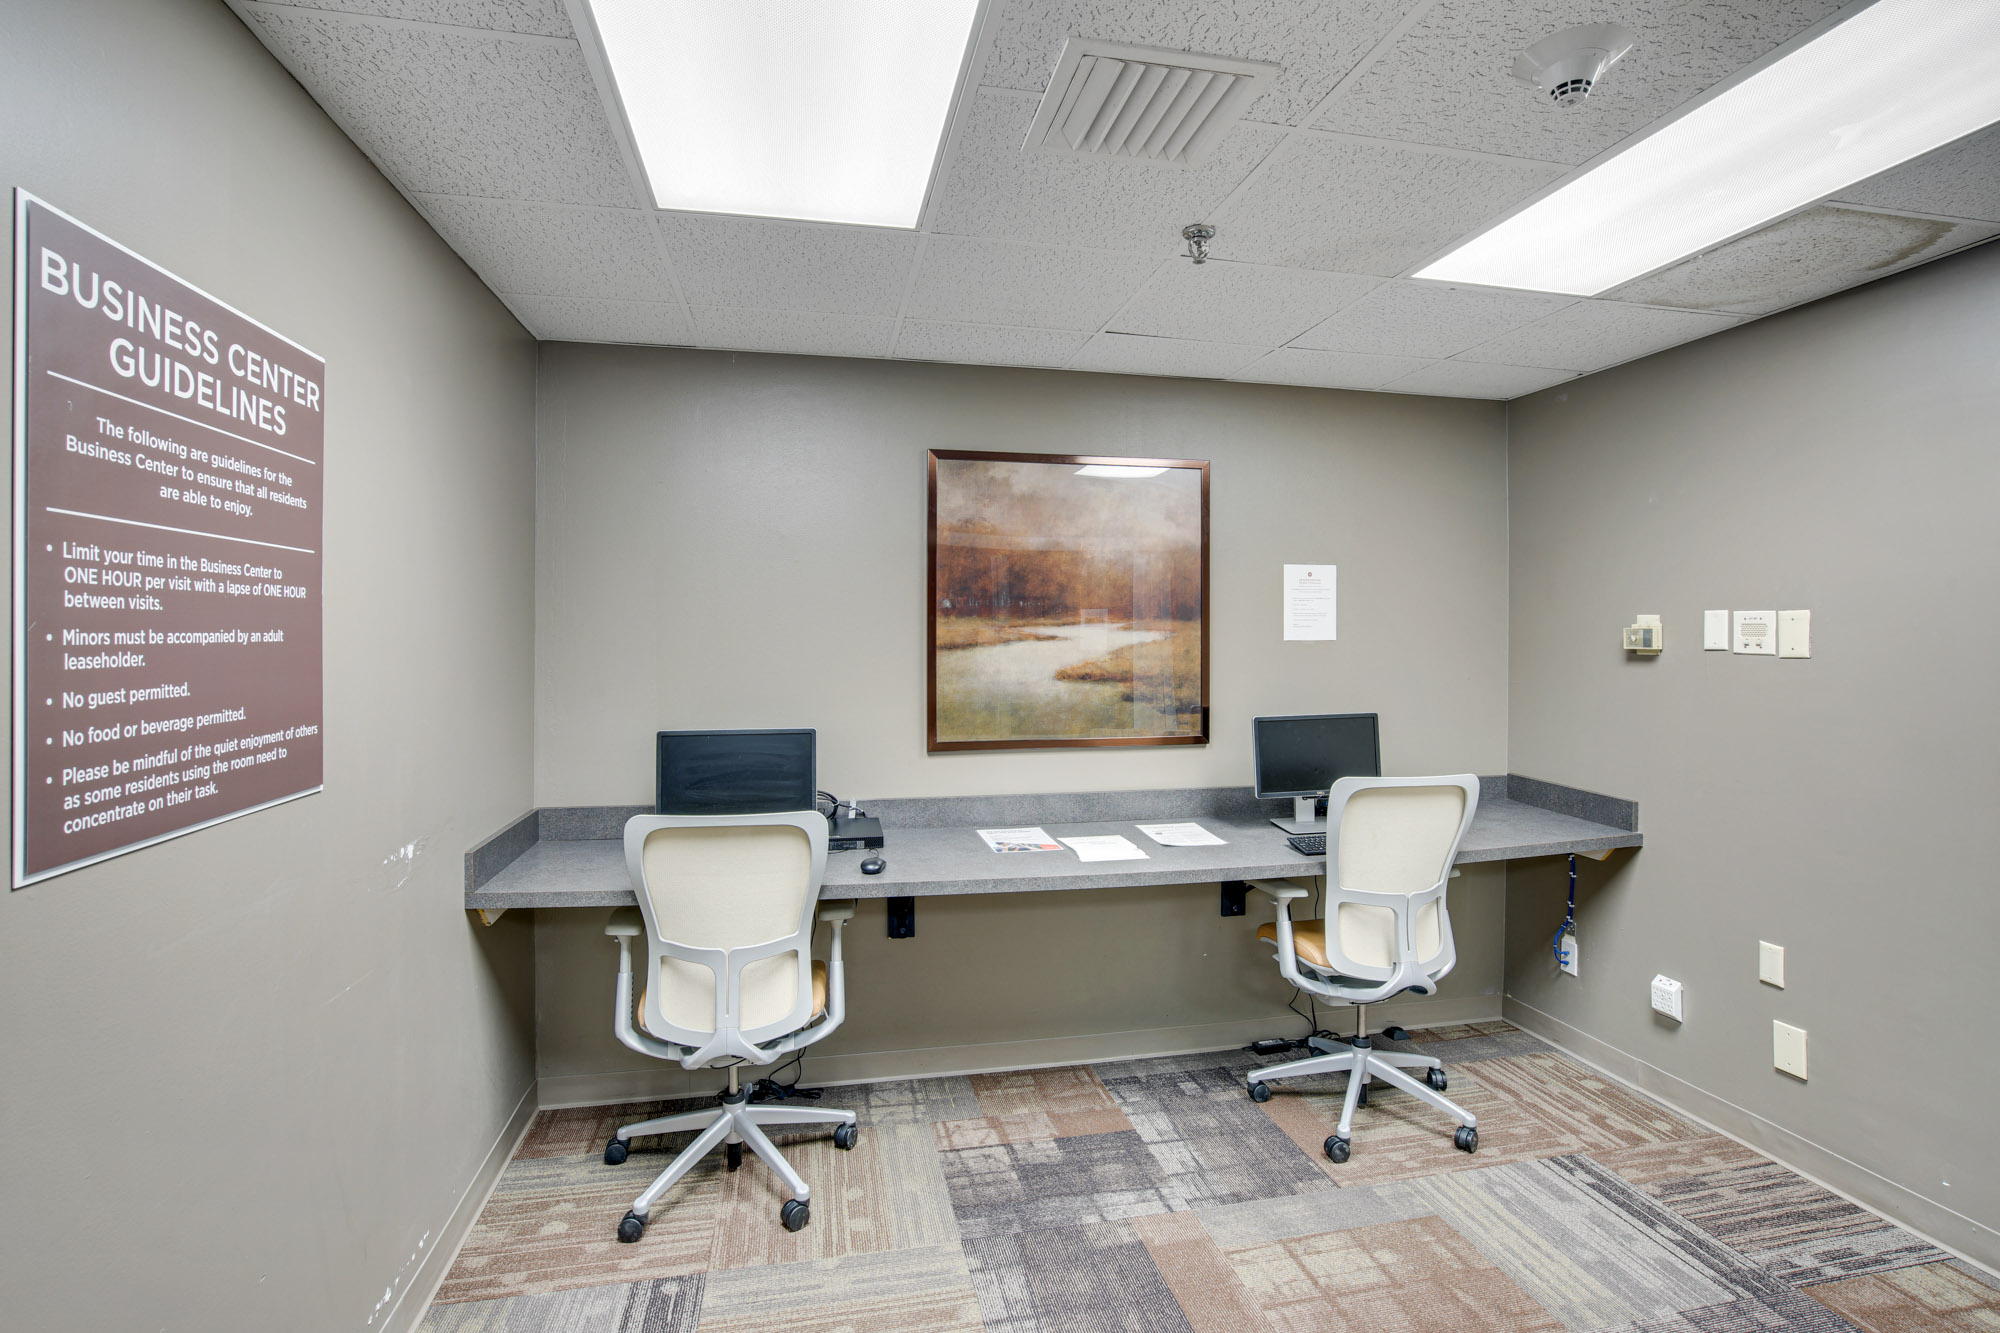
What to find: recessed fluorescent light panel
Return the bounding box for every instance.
[1075,465,1169,478]
[586,0,982,228]
[1417,0,2000,295]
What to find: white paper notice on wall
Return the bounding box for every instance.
[1734,610,1776,655]
[1283,564,1337,641]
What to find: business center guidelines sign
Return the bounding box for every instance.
[11,194,324,887]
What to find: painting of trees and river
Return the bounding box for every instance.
[929,452,1207,749]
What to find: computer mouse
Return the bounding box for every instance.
[859,855,886,875]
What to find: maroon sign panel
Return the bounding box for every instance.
[12,194,324,887]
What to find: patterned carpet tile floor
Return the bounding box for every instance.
[419,1023,1999,1332]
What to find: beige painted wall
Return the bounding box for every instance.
[533,343,1510,1096]
[1505,241,2000,1265]
[0,3,539,1330]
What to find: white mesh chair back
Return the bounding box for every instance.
[1322,776,1478,980]
[623,812,827,1054]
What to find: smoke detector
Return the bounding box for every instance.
[1512,23,1634,106]
[1024,39,1281,167]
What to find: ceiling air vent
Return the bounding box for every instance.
[1023,39,1281,167]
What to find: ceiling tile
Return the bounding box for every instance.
[1457,300,1737,372]
[894,321,1089,368]
[1109,261,1381,346]
[506,296,693,344]
[660,215,919,317]
[976,0,1412,128]
[253,1,575,37]
[1069,332,1266,379]
[241,7,637,205]
[1291,280,1574,358]
[691,308,897,360]
[1219,132,1564,276]
[1609,206,2000,316]
[1231,347,1435,390]
[926,89,1284,251]
[1829,125,2000,224]
[904,237,1162,330]
[1325,0,1848,165]
[412,196,674,300]
[1381,360,1576,399]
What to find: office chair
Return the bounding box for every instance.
[1246,775,1482,1163]
[601,811,857,1240]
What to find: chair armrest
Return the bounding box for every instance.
[605,907,644,938]
[1247,878,1311,902]
[816,899,857,924]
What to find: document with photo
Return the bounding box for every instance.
[978,826,1063,853]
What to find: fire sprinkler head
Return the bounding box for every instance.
[1182,223,1216,264]
[1513,23,1635,106]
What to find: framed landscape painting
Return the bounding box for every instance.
[928,450,1209,751]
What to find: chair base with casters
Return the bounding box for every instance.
[1246,1002,1478,1163]
[603,1063,857,1241]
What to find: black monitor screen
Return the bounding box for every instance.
[1252,714,1380,799]
[656,729,817,816]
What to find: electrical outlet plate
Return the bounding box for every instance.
[1650,974,1684,1021]
[1704,609,1729,650]
[1774,1021,1808,1079]
[1561,931,1579,977]
[1759,940,1785,987]
[1779,609,1811,657]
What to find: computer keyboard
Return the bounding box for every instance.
[1285,832,1326,857]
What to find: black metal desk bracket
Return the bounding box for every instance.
[1220,881,1248,917]
[886,896,916,939]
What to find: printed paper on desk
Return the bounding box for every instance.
[978,826,1063,853]
[1059,835,1149,862]
[1134,822,1227,847]
[1284,564,1337,641]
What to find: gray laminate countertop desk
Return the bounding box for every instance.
[464,776,1639,918]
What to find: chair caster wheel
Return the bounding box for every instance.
[604,1137,628,1166]
[726,1142,743,1171]
[1427,1068,1448,1091]
[781,1199,810,1231]
[1454,1126,1478,1154]
[1248,1080,1271,1103]
[1381,1026,1411,1041]
[1324,1136,1351,1164]
[833,1123,858,1150]
[617,1211,645,1243]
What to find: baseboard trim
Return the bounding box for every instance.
[537,995,1504,1110]
[383,1079,540,1333]
[1503,995,2000,1276]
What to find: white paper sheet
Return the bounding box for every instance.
[977,826,1062,853]
[1283,564,1337,641]
[1058,835,1149,862]
[1134,822,1228,847]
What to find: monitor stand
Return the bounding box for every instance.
[1270,795,1325,836]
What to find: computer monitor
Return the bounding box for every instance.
[1252,713,1380,832]
[656,728,817,816]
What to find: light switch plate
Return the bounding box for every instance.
[1759,940,1785,987]
[1779,610,1811,658]
[1774,1021,1808,1079]
[1704,610,1729,650]
[1734,610,1776,655]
